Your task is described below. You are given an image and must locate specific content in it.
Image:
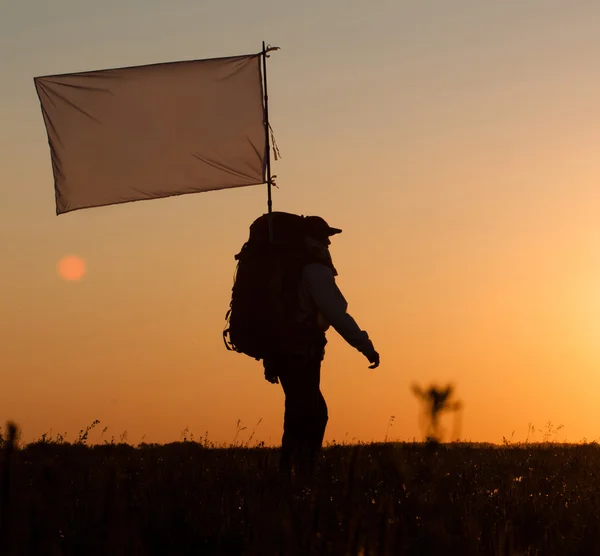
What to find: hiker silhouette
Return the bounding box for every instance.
[262,215,380,476]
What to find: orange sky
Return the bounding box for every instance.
[2,1,600,446]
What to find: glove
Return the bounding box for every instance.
[264,369,279,384]
[365,349,380,369]
[263,361,279,384]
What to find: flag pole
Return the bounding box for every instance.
[262,41,274,242]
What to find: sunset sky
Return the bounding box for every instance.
[3,0,600,446]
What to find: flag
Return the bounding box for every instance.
[34,53,266,215]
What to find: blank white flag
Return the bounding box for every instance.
[35,54,266,215]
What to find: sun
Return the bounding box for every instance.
[57,255,87,281]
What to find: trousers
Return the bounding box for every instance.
[267,353,328,474]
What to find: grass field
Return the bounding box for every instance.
[1,422,600,555]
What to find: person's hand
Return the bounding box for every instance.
[264,365,279,384]
[366,350,380,369]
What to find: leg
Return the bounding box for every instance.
[278,355,328,474]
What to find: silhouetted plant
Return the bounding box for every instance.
[411,383,463,442]
[244,418,263,447]
[384,415,395,442]
[181,426,190,442]
[520,421,565,445]
[76,419,100,445]
[232,419,248,446]
[0,421,18,554]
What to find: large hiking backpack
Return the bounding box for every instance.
[223,212,314,361]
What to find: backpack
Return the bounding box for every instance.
[223,211,317,361]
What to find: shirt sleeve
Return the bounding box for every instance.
[302,263,376,356]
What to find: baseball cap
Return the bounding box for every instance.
[304,216,342,240]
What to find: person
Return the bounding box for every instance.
[263,216,380,476]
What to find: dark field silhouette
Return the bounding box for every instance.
[2,424,600,555]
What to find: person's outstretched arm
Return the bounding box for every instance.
[303,263,380,368]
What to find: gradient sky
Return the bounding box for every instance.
[3,0,600,446]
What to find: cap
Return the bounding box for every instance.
[304,216,342,240]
